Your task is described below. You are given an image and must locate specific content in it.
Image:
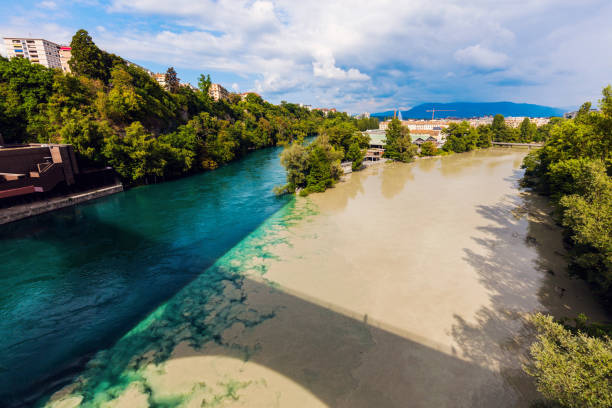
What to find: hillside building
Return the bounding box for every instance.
[209,83,230,101]
[59,46,72,73]
[153,73,167,89]
[3,37,63,69]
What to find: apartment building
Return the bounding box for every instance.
[209,83,230,101]
[59,46,72,73]
[153,73,167,89]
[3,37,63,69]
[298,103,312,110]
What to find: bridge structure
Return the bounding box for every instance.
[492,142,544,149]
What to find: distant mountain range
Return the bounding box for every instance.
[371,102,566,120]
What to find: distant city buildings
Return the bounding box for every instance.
[313,108,337,116]
[504,117,550,128]
[467,117,494,127]
[379,120,450,131]
[209,83,230,101]
[563,109,598,119]
[3,37,63,69]
[379,116,550,131]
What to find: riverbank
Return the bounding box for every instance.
[42,148,608,408]
[0,184,123,225]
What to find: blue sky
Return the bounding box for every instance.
[2,0,611,113]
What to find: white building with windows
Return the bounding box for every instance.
[3,37,63,69]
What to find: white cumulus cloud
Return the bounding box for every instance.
[454,44,510,70]
[312,49,369,81]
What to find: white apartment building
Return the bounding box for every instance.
[59,46,72,73]
[3,37,63,69]
[209,83,230,101]
[153,73,167,89]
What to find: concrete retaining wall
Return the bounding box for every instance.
[0,184,124,225]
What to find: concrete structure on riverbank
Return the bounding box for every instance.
[0,184,123,224]
[0,144,79,199]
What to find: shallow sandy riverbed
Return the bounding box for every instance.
[47,149,608,408]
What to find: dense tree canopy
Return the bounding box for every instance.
[522,85,612,408]
[525,313,612,408]
[278,135,344,195]
[442,121,491,153]
[0,29,362,185]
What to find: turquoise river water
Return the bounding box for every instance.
[0,146,292,406]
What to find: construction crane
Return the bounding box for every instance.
[426,109,456,120]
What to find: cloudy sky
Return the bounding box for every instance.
[2,0,611,113]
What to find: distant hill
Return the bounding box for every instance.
[371,102,565,120]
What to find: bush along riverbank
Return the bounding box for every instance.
[277,122,370,196]
[0,29,377,188]
[521,85,612,408]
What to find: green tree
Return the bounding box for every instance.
[0,56,54,142]
[278,135,343,195]
[165,67,180,93]
[492,114,505,132]
[442,121,477,153]
[346,141,364,170]
[384,118,415,162]
[68,29,113,83]
[525,313,612,408]
[420,141,438,156]
[519,117,537,142]
[476,125,493,147]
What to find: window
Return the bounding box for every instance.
[27,40,34,43]
[12,40,20,43]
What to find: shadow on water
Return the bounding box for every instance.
[0,146,292,406]
[450,169,610,403]
[37,264,510,408]
[28,198,540,408]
